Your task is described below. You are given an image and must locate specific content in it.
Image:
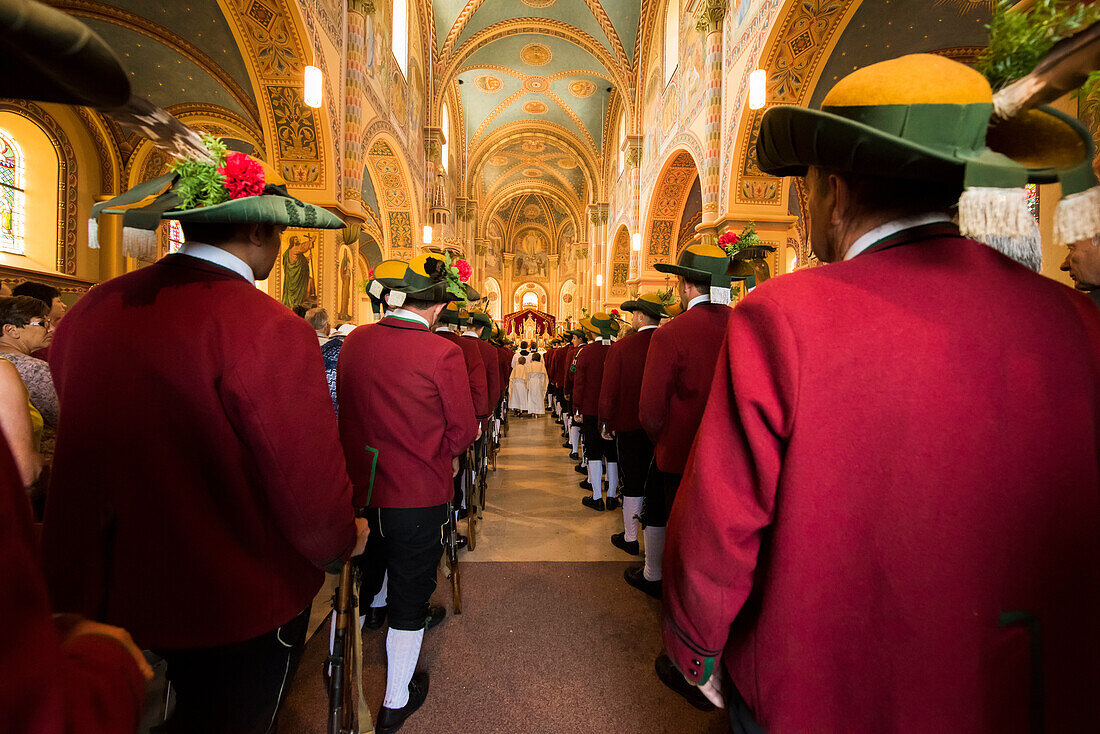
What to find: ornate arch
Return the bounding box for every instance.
[643,149,699,270]
[482,183,581,246]
[0,101,78,274]
[470,122,600,205]
[608,224,630,297]
[513,280,548,311]
[364,132,417,259]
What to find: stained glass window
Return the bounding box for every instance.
[1025,183,1039,221]
[167,219,185,253]
[0,130,25,255]
[393,0,408,79]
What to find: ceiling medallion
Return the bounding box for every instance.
[523,76,549,93]
[557,157,576,169]
[488,155,509,166]
[520,43,553,66]
[523,100,548,114]
[521,140,545,153]
[524,204,541,218]
[523,168,543,177]
[522,0,557,7]
[568,80,595,98]
[475,75,502,93]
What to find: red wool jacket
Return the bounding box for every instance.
[555,345,574,388]
[572,341,610,416]
[338,315,477,509]
[639,302,731,473]
[664,226,1100,732]
[564,345,583,398]
[1,436,145,733]
[43,254,357,650]
[467,334,502,411]
[495,345,511,398]
[598,326,657,433]
[435,328,489,420]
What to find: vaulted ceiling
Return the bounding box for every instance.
[434,0,642,215]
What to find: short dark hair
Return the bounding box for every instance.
[520,341,528,349]
[402,296,441,310]
[532,352,542,361]
[817,167,963,220]
[0,296,49,327]
[292,305,308,318]
[180,221,280,247]
[11,281,60,309]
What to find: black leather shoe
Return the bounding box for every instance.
[569,452,579,460]
[654,653,716,712]
[562,441,571,448]
[624,565,662,598]
[456,507,469,520]
[579,480,592,491]
[581,496,605,511]
[425,604,446,631]
[574,463,587,474]
[611,532,640,555]
[376,671,430,733]
[362,605,387,630]
[605,496,621,511]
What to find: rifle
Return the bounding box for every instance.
[445,502,463,614]
[327,562,369,734]
[465,444,478,550]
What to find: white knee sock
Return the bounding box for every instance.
[622,497,643,542]
[569,426,580,453]
[605,462,619,498]
[371,572,388,608]
[643,525,665,581]
[383,628,424,709]
[587,459,604,500]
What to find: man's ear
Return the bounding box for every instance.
[829,173,850,227]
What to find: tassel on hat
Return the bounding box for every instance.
[1053,184,1100,246]
[122,226,158,261]
[958,186,1043,271]
[87,217,98,250]
[710,285,731,304]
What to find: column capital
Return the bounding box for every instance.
[695,0,727,35]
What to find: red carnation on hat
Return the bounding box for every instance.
[219,152,265,199]
[368,267,375,279]
[456,259,472,282]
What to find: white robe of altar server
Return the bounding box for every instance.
[509,363,529,412]
[524,361,547,415]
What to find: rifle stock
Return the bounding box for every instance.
[327,563,359,734]
[447,502,463,614]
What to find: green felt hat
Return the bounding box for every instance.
[382,253,458,305]
[2,0,130,108]
[620,292,670,319]
[440,302,470,326]
[580,312,621,339]
[364,259,406,307]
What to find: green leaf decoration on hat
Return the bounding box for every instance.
[656,287,676,306]
[979,0,1100,91]
[171,134,230,209]
[441,252,468,302]
[718,221,762,258]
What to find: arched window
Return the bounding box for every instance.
[393,0,408,79]
[441,103,450,173]
[664,0,679,84]
[522,291,539,309]
[618,111,626,175]
[168,220,185,254]
[0,129,25,255]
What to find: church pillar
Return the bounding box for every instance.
[696,0,726,245]
[548,253,560,320]
[574,241,588,320]
[502,252,515,317]
[97,211,126,281]
[344,1,367,201]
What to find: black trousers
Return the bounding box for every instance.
[357,504,448,630]
[728,677,767,733]
[581,415,617,462]
[154,606,310,734]
[641,460,682,527]
[616,429,653,498]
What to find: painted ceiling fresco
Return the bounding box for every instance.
[436,0,641,211]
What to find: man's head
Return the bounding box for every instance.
[388,294,447,328]
[305,307,330,335]
[802,167,962,263]
[676,276,708,306]
[0,296,51,354]
[1060,236,1100,291]
[532,352,542,362]
[181,221,286,280]
[631,309,660,330]
[520,341,528,349]
[12,281,65,327]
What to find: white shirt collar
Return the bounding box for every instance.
[687,294,711,311]
[434,326,451,333]
[638,324,659,332]
[177,242,254,283]
[844,213,953,261]
[389,308,430,328]
[461,330,480,338]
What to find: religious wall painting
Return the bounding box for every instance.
[391,70,409,128]
[279,230,319,309]
[476,75,503,93]
[568,80,596,98]
[409,57,424,137]
[681,30,705,116]
[337,244,354,321]
[523,100,548,115]
[488,155,509,167]
[520,43,553,66]
[648,220,673,268]
[513,229,549,277]
[388,210,413,255]
[662,83,679,138]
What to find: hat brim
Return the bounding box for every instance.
[653,262,712,281]
[621,300,666,318]
[2,0,131,108]
[757,105,1026,185]
[163,195,345,229]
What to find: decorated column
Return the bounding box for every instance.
[696,0,726,245]
[344,1,369,201]
[626,137,643,280]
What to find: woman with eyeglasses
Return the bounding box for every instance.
[0,296,58,512]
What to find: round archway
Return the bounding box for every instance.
[513,281,548,312]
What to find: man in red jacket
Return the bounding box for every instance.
[630,243,738,599]
[44,144,368,734]
[599,294,668,555]
[664,55,1100,731]
[573,313,621,511]
[338,254,477,733]
[562,330,588,459]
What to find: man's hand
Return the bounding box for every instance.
[690,669,726,708]
[352,517,370,557]
[452,456,460,477]
[476,424,483,441]
[60,618,155,681]
[601,427,614,441]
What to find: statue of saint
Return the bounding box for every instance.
[281,234,315,309]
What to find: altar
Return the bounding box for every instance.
[504,307,555,344]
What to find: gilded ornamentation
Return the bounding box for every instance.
[388,211,413,252]
[568,80,596,97]
[267,86,319,160]
[475,75,503,93]
[523,100,548,114]
[520,43,553,66]
[695,0,727,35]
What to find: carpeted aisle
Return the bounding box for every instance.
[277,560,726,733]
